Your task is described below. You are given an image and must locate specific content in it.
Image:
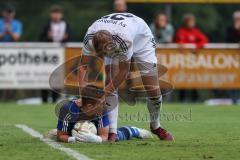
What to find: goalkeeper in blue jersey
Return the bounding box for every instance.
[46,85,152,143]
[55,100,152,143]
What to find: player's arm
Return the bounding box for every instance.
[57,130,76,143]
[78,55,91,87]
[97,126,109,142]
[56,104,77,143]
[96,113,111,142]
[104,60,130,97]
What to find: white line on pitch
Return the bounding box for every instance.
[15,124,92,160]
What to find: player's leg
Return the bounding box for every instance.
[106,92,119,136]
[129,126,153,139]
[105,58,120,141]
[137,63,162,129]
[117,126,152,141]
[134,48,174,140]
[138,61,174,141]
[132,17,174,140]
[142,73,161,129]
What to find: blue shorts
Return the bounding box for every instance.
[57,101,109,135]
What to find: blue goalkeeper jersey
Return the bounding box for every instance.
[57,100,109,135]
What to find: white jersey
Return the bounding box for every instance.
[82,13,157,63]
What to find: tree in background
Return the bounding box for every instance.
[0,0,239,42]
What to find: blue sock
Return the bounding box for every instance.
[117,126,133,141]
[129,127,140,138]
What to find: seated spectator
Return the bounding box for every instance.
[226,10,240,43]
[39,5,71,42]
[0,5,22,42]
[175,13,208,48]
[114,0,127,13]
[150,12,174,43]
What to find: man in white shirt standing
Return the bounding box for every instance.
[80,13,174,142]
[39,5,71,43]
[39,5,72,103]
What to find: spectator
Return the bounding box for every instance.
[226,10,240,43]
[175,13,208,102]
[150,12,174,43]
[114,0,127,13]
[225,11,240,104]
[175,13,208,48]
[0,5,22,42]
[39,5,71,103]
[39,5,71,42]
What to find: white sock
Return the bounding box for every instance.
[147,96,162,130]
[108,104,119,134]
[106,92,119,134]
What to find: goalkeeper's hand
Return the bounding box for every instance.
[73,131,102,143]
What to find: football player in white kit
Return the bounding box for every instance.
[80,13,174,141]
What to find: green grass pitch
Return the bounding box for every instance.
[0,102,240,160]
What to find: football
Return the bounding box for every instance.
[72,120,97,135]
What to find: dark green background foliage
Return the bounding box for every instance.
[0,0,239,42]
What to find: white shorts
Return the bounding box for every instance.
[104,49,158,76]
[104,50,157,65]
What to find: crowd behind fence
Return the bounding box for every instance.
[0,1,239,44]
[0,0,239,103]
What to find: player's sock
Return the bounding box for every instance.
[106,92,119,134]
[116,126,133,141]
[130,127,153,139]
[147,96,162,130]
[129,127,140,137]
[108,106,118,134]
[117,126,153,141]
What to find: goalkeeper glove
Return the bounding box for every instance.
[67,136,77,143]
[75,131,102,143]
